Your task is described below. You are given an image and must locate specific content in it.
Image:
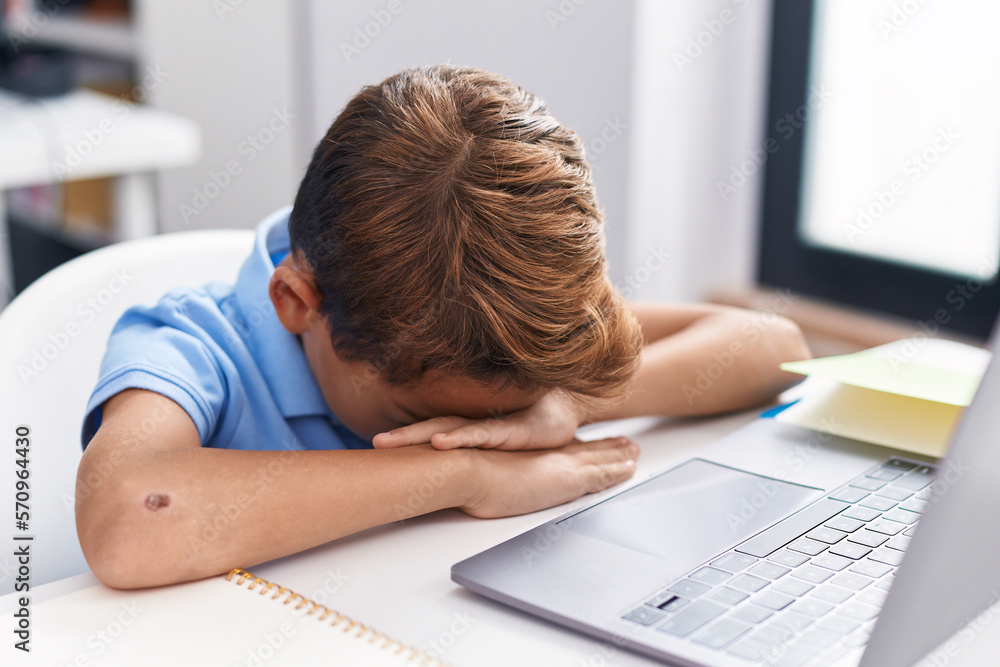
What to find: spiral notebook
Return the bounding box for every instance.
[17,569,450,666]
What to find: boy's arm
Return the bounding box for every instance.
[77,388,638,589]
[374,302,811,450]
[599,301,811,419]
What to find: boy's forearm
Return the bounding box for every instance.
[78,445,473,588]
[597,307,811,420]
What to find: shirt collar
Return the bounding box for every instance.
[234,206,333,419]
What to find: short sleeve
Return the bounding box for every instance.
[81,291,230,449]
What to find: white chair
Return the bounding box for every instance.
[0,229,255,592]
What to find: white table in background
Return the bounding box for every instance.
[0,88,200,308]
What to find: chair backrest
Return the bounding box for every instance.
[0,229,255,591]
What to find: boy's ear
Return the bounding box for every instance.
[269,255,322,334]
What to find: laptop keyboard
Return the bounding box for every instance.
[621,458,936,666]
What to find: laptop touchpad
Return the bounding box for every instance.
[559,459,819,569]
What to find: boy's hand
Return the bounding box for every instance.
[459,436,640,518]
[373,391,590,451]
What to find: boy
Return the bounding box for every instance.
[77,65,810,589]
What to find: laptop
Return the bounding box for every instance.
[452,332,1000,666]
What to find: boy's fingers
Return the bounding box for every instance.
[372,416,471,448]
[567,438,639,494]
[580,459,637,494]
[565,436,640,460]
[431,418,531,450]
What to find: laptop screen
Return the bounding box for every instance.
[861,335,1000,665]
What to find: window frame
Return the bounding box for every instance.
[756,0,1000,340]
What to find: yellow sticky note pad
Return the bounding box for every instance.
[775,379,965,458]
[780,339,989,406]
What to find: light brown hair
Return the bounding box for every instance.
[289,65,642,400]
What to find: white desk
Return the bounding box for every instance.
[230,413,758,667]
[3,410,996,666]
[0,89,200,307]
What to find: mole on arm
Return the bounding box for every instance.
[144,493,170,511]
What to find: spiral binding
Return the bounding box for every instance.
[225,568,450,666]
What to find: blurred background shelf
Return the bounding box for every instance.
[0,88,201,302]
[0,0,204,307]
[9,14,135,60]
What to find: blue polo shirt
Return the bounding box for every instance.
[81,206,372,451]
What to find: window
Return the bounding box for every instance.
[758,0,1000,338]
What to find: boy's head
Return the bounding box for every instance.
[278,65,641,437]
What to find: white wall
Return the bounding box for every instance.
[137,0,301,233]
[625,0,772,302]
